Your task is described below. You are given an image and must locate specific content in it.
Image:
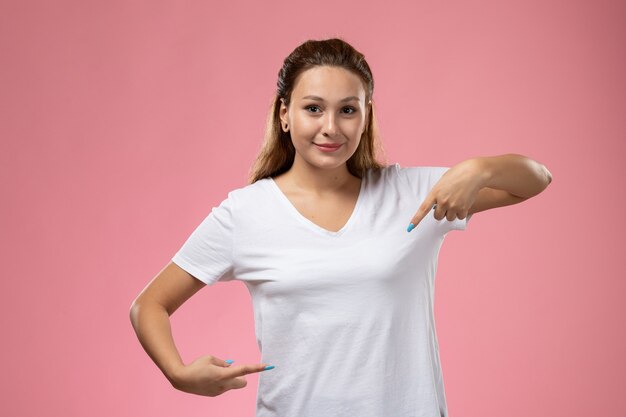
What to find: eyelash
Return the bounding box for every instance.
[304,105,357,114]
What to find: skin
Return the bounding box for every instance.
[407,154,553,231]
[277,65,371,194]
[128,65,372,397]
[276,66,553,233]
[129,66,553,397]
[129,262,271,397]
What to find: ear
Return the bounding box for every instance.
[279,98,287,121]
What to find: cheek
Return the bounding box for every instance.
[292,119,317,138]
[296,116,316,129]
[346,123,364,138]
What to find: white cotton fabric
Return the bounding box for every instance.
[172,162,472,417]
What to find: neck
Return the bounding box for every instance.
[283,158,356,195]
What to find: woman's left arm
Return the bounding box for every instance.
[467,153,553,215]
[477,153,553,199]
[407,154,553,230]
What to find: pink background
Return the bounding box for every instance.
[1,0,624,416]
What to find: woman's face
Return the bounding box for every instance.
[280,66,370,172]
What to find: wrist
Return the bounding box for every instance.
[164,362,186,385]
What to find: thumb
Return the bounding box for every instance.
[210,356,235,367]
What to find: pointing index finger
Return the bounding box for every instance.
[225,363,275,378]
[407,202,437,233]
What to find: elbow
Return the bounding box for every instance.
[129,300,139,328]
[129,295,140,316]
[129,297,145,328]
[543,165,553,186]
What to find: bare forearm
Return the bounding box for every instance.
[475,153,553,198]
[129,301,185,384]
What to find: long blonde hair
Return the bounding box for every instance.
[247,37,389,184]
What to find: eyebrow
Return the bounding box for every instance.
[301,95,360,102]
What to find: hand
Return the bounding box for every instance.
[407,159,483,232]
[170,354,273,397]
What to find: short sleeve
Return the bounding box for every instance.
[396,163,473,233]
[171,192,236,286]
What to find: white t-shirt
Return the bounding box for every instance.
[172,162,472,417]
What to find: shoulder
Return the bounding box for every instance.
[222,177,271,205]
[365,163,401,184]
[366,163,440,186]
[368,162,443,177]
[393,164,453,185]
[378,163,455,196]
[208,178,271,216]
[394,164,448,177]
[224,177,283,216]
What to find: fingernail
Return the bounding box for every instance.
[263,365,275,371]
[407,223,415,233]
[225,359,234,364]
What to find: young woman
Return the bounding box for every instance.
[130,38,552,416]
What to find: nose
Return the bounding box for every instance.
[321,112,338,137]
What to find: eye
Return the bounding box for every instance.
[305,105,321,113]
[304,105,358,114]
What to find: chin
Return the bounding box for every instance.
[311,159,349,169]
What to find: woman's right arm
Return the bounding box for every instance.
[129,261,206,385]
[129,261,272,396]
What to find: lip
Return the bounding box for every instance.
[314,143,343,152]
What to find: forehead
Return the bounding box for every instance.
[292,66,365,100]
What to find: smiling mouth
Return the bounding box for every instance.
[314,143,343,152]
[314,143,342,148]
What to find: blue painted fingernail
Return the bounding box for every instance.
[407,223,415,233]
[263,365,275,371]
[225,359,234,364]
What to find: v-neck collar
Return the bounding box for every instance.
[267,174,367,237]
